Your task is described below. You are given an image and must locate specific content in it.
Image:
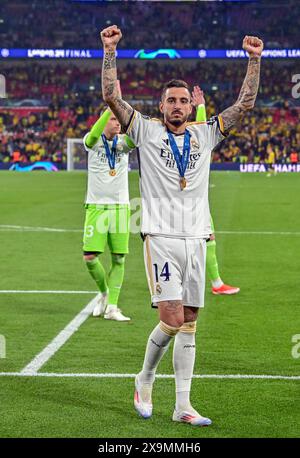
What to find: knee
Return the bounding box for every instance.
[111,253,125,265]
[164,317,185,328]
[184,306,199,324]
[158,300,185,328]
[159,320,181,337]
[83,253,98,262]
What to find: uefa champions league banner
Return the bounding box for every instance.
[240,163,300,173]
[1,48,300,59]
[211,163,300,173]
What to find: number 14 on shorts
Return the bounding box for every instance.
[154,262,171,282]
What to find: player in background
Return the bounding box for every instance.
[266,143,277,177]
[83,81,135,321]
[101,25,263,426]
[192,85,240,295]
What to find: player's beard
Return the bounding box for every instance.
[166,112,188,128]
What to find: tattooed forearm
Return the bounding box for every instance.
[102,50,117,100]
[103,50,116,70]
[221,56,261,133]
[101,48,133,128]
[116,98,132,114]
[106,82,115,97]
[221,105,244,133]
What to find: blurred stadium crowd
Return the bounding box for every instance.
[0,60,298,165]
[0,0,299,166]
[0,0,298,49]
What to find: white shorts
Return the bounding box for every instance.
[143,235,207,308]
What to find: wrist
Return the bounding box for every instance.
[249,54,261,61]
[104,45,117,53]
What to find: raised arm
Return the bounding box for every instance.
[191,86,207,122]
[101,25,134,129]
[85,109,111,148]
[220,36,263,135]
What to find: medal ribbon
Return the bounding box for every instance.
[101,134,118,171]
[167,130,191,179]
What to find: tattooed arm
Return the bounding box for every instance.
[221,36,264,135]
[100,25,133,129]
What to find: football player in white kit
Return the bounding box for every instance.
[100,26,263,426]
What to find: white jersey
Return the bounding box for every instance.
[126,111,225,238]
[83,133,132,205]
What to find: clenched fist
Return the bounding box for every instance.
[243,35,264,58]
[100,25,122,49]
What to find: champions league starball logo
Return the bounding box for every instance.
[134,49,180,59]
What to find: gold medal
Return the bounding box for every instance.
[109,169,116,176]
[180,176,187,190]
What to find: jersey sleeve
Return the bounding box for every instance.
[206,115,227,149]
[125,110,151,148]
[119,135,135,154]
[124,135,136,149]
[196,104,207,122]
[83,132,102,153]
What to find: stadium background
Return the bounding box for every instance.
[0,0,299,169]
[0,0,299,440]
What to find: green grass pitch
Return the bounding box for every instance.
[0,170,299,438]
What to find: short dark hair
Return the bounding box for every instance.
[161,79,191,100]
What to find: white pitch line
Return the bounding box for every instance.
[0,225,81,233]
[20,295,98,375]
[0,290,98,294]
[0,372,299,380]
[1,225,300,236]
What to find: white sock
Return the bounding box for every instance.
[139,323,174,385]
[173,330,196,411]
[212,277,223,288]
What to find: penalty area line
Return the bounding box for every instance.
[20,294,98,375]
[217,230,300,236]
[0,372,299,381]
[1,225,300,236]
[0,225,81,233]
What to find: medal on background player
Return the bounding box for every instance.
[167,130,191,190]
[101,133,118,176]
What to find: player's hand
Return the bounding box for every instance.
[100,25,122,49]
[243,36,264,58]
[191,86,205,107]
